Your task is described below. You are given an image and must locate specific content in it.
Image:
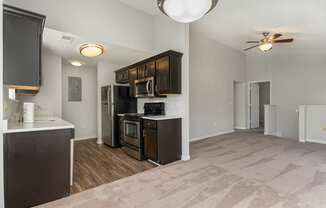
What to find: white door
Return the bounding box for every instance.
[250,83,260,128]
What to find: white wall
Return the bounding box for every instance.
[96,62,122,143]
[189,30,246,141]
[299,105,326,144]
[137,15,190,160]
[21,48,62,117]
[4,0,154,52]
[0,2,4,207]
[234,82,248,129]
[62,62,97,139]
[246,53,326,139]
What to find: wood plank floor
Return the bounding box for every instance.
[71,139,156,194]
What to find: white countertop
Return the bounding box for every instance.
[4,117,75,134]
[141,115,182,121]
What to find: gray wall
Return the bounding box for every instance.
[234,82,248,129]
[21,49,62,117]
[62,61,97,139]
[190,30,246,141]
[246,53,326,139]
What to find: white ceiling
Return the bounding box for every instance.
[43,28,152,67]
[119,0,326,54]
[119,0,160,15]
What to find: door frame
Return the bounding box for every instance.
[247,80,272,129]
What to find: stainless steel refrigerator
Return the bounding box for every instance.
[101,85,137,147]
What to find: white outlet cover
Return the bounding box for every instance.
[9,88,16,100]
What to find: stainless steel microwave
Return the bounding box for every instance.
[134,77,155,98]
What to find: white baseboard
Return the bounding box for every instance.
[305,139,326,145]
[235,126,248,130]
[74,136,97,141]
[96,139,103,145]
[190,130,235,142]
[181,154,191,161]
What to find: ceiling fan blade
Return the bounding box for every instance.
[246,41,260,43]
[273,38,294,43]
[244,45,259,51]
[271,33,282,40]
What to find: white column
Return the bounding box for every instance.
[299,105,307,143]
[264,104,277,136]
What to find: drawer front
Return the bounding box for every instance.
[143,119,157,129]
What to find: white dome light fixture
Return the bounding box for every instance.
[157,0,219,23]
[70,61,83,67]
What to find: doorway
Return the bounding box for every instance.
[249,81,271,131]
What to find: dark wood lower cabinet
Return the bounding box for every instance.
[4,129,74,208]
[143,118,181,165]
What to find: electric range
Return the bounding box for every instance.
[122,102,165,160]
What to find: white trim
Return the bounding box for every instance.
[235,126,248,130]
[306,139,326,145]
[299,105,307,143]
[181,154,191,161]
[96,139,103,145]
[74,136,97,141]
[70,139,74,186]
[148,159,162,166]
[190,130,235,142]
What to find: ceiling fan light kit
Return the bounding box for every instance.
[244,32,294,52]
[157,0,219,23]
[259,43,273,52]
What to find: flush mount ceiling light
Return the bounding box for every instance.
[80,43,104,57]
[70,61,83,67]
[157,0,219,23]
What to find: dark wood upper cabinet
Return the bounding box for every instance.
[137,64,146,80]
[115,69,129,84]
[128,67,138,97]
[156,56,170,94]
[156,53,182,95]
[3,5,46,88]
[115,50,182,97]
[145,61,156,78]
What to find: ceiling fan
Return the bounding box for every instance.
[244,32,294,52]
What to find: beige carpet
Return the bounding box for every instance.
[37,131,326,208]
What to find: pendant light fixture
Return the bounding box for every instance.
[157,0,219,23]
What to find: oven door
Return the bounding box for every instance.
[134,77,155,98]
[124,120,141,147]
